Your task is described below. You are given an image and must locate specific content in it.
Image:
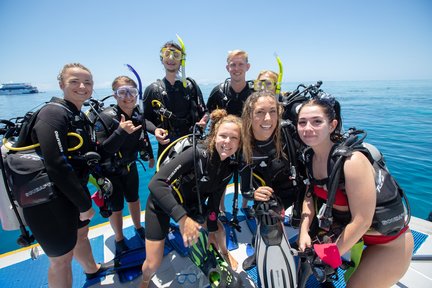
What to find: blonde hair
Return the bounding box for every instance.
[112,76,137,91]
[206,109,242,158]
[257,70,278,83]
[57,63,92,84]
[241,91,284,164]
[227,50,248,64]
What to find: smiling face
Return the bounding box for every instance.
[251,96,278,141]
[297,104,338,147]
[215,122,241,161]
[161,45,182,73]
[226,55,250,84]
[60,67,93,109]
[113,82,138,114]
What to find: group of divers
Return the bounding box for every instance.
[0,37,414,288]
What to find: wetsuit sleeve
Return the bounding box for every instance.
[206,86,222,113]
[100,125,129,154]
[145,119,156,134]
[148,148,195,222]
[33,107,92,212]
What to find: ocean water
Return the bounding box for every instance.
[0,80,431,254]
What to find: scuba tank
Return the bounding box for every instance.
[0,145,26,230]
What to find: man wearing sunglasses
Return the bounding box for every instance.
[143,41,207,157]
[206,49,256,220]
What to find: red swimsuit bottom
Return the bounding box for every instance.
[362,225,409,245]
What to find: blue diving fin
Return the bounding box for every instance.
[219,211,239,251]
[223,221,239,251]
[83,245,147,286]
[166,222,189,257]
[84,229,173,286]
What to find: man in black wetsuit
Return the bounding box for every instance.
[143,40,207,157]
[206,49,255,217]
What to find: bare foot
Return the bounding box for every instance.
[222,251,238,271]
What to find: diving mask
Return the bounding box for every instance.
[161,47,182,61]
[114,86,139,99]
[254,79,276,92]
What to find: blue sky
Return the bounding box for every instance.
[0,0,431,91]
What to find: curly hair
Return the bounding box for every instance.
[206,109,242,158]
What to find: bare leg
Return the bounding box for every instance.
[216,220,238,270]
[347,229,414,288]
[73,225,100,274]
[128,200,143,230]
[109,210,125,242]
[47,251,73,287]
[241,197,249,209]
[219,188,227,212]
[140,239,165,288]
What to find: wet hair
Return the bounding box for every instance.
[241,91,284,164]
[298,97,343,142]
[206,109,242,158]
[111,76,137,91]
[227,50,248,64]
[256,70,278,83]
[57,63,92,84]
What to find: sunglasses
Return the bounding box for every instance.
[114,86,139,99]
[254,79,276,92]
[176,272,197,284]
[160,47,183,61]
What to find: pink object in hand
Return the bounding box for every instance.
[313,243,342,269]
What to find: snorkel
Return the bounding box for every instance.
[125,64,143,112]
[176,34,187,88]
[275,53,283,95]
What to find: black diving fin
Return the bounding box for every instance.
[255,199,298,288]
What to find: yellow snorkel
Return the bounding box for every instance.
[176,34,187,88]
[275,53,283,95]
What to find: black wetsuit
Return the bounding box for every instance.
[143,78,207,156]
[240,138,304,210]
[206,79,254,116]
[95,105,154,211]
[145,146,234,240]
[23,97,94,257]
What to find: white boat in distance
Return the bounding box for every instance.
[0,83,39,95]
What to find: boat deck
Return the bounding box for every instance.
[0,192,431,288]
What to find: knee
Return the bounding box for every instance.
[142,257,162,277]
[77,226,90,241]
[49,253,73,269]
